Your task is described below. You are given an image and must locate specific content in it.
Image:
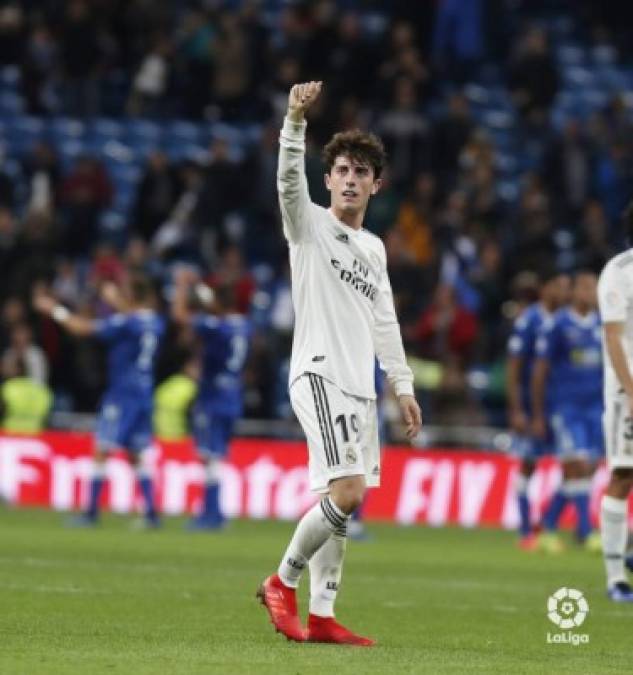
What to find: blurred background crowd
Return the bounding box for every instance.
[0,0,632,434]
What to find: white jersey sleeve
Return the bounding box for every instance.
[373,245,414,397]
[277,117,313,244]
[598,259,627,323]
[598,251,633,397]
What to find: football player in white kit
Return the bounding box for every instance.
[257,81,422,644]
[598,202,633,602]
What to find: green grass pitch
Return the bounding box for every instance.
[0,508,629,674]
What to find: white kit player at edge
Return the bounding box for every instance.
[598,200,633,602]
[256,81,422,646]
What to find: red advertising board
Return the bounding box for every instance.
[0,432,621,527]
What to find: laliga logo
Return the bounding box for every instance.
[546,587,589,645]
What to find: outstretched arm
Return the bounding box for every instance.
[33,293,96,337]
[278,81,322,244]
[171,268,215,326]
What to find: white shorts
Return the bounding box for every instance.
[604,392,633,469]
[290,373,380,493]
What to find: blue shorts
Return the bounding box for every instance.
[511,431,553,460]
[96,391,153,453]
[551,404,604,461]
[192,401,236,458]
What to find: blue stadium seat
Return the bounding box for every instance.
[165,120,201,145]
[124,119,163,144]
[89,118,125,140]
[163,141,209,163]
[561,66,596,89]
[0,91,25,116]
[49,117,87,141]
[0,65,20,88]
[556,45,586,67]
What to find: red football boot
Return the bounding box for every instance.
[307,614,375,646]
[256,574,306,642]
[517,533,538,552]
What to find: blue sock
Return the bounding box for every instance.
[138,476,157,518]
[202,483,220,519]
[573,493,592,540]
[543,490,567,531]
[518,493,531,536]
[86,477,104,519]
[515,474,531,536]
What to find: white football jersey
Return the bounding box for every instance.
[597,249,633,397]
[278,117,414,400]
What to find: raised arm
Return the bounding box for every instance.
[33,293,96,337]
[372,257,421,440]
[171,267,215,326]
[278,81,322,244]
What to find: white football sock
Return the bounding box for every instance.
[309,527,347,617]
[601,495,628,586]
[515,473,528,496]
[278,496,348,589]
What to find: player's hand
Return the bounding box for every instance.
[33,292,56,315]
[509,408,528,434]
[531,415,547,440]
[287,81,322,121]
[398,394,422,441]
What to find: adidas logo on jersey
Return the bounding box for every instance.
[312,355,325,362]
[335,233,349,243]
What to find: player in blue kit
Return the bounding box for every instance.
[532,271,603,552]
[172,270,251,529]
[506,269,570,550]
[34,275,166,527]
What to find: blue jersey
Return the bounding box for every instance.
[507,303,551,412]
[193,313,251,417]
[94,310,166,396]
[535,307,603,409]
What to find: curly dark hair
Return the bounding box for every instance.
[322,129,387,179]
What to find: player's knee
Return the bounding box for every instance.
[329,476,366,515]
[610,468,633,496]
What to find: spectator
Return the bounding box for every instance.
[133,151,182,242]
[393,172,437,267]
[377,77,429,190]
[59,0,103,117]
[431,92,474,187]
[433,0,485,81]
[21,19,59,115]
[22,141,61,217]
[205,245,255,314]
[127,36,171,118]
[177,9,215,118]
[413,283,479,368]
[212,13,251,120]
[0,354,52,434]
[383,228,433,324]
[60,156,113,258]
[508,26,559,125]
[543,119,593,224]
[3,322,49,384]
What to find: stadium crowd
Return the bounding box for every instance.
[0,0,633,428]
